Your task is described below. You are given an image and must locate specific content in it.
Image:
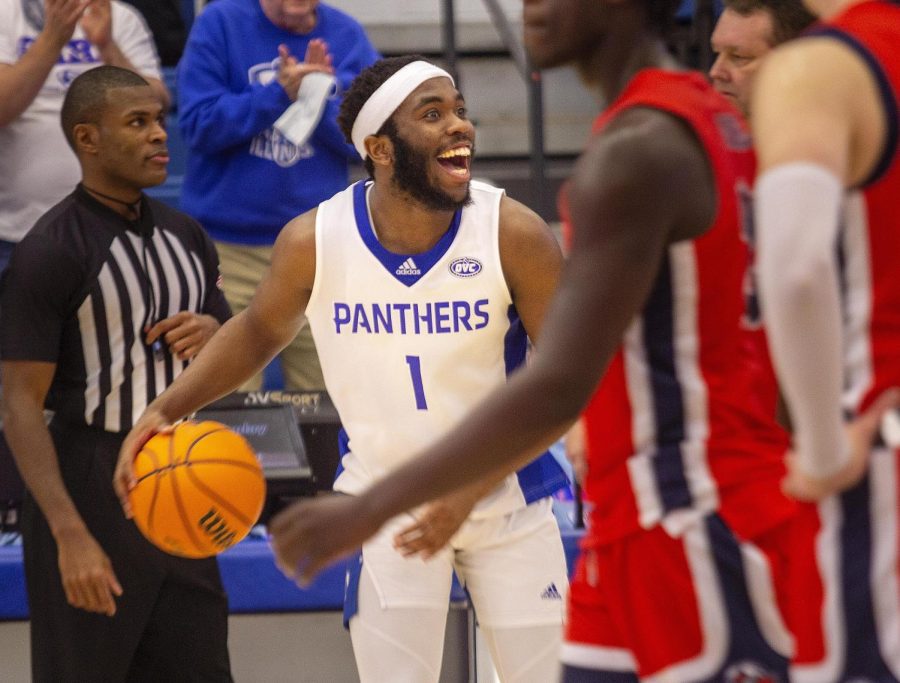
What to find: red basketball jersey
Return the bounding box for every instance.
[563,70,796,545]
[815,1,900,416]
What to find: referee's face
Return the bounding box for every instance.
[94,86,170,191]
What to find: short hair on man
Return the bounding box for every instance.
[723,0,816,45]
[338,54,433,177]
[60,65,150,150]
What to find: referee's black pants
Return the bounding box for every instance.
[22,421,233,682]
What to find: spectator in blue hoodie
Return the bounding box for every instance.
[177,0,379,390]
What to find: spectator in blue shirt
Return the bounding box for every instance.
[177,0,379,390]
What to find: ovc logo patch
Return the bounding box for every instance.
[449,257,482,278]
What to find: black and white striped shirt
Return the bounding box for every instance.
[0,186,230,433]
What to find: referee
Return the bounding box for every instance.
[0,66,232,682]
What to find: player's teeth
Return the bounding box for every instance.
[438,148,470,158]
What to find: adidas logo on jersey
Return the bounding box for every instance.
[540,583,562,600]
[396,258,421,276]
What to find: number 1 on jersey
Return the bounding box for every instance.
[405,355,428,410]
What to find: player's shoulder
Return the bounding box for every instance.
[577,107,707,206]
[270,208,318,288]
[572,107,716,241]
[497,194,561,269]
[606,106,704,168]
[758,34,868,98]
[497,193,549,238]
[278,207,318,249]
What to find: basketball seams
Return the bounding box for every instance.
[184,427,232,464]
[134,444,165,481]
[182,463,263,528]
[145,470,161,538]
[135,459,264,482]
[136,444,164,539]
[168,455,209,555]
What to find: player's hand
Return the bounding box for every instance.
[782,388,900,501]
[276,40,333,101]
[78,0,112,51]
[42,0,90,48]
[145,312,220,361]
[114,409,174,518]
[564,418,588,486]
[393,489,479,559]
[55,526,123,616]
[270,494,382,586]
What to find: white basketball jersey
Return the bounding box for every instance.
[306,180,567,518]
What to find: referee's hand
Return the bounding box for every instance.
[145,312,220,361]
[56,526,123,616]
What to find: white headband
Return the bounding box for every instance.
[351,61,455,159]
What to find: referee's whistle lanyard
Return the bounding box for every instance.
[80,184,165,360]
[140,236,166,362]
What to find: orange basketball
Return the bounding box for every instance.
[129,420,266,558]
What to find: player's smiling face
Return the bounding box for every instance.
[387,77,475,211]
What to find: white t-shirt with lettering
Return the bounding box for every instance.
[0,1,161,242]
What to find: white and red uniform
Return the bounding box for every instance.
[559,70,825,681]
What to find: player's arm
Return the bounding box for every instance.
[0,360,122,615]
[271,109,717,581]
[113,210,318,513]
[0,0,88,126]
[498,195,564,342]
[752,38,892,499]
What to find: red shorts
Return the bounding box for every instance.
[791,447,900,682]
[561,510,824,681]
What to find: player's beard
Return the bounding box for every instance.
[390,132,472,212]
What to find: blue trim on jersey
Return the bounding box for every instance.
[343,550,363,629]
[503,304,528,374]
[806,27,899,189]
[331,427,350,484]
[351,181,463,287]
[643,256,693,513]
[503,305,570,502]
[838,475,895,680]
[562,666,638,682]
[517,455,570,504]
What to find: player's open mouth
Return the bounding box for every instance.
[436,146,471,179]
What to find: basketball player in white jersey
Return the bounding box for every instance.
[116,55,570,682]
